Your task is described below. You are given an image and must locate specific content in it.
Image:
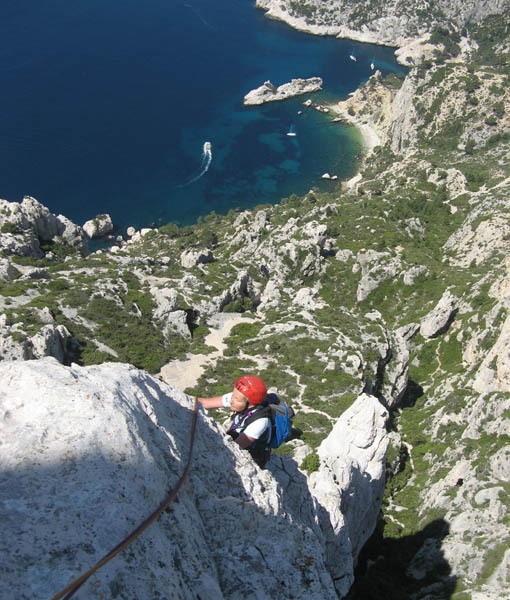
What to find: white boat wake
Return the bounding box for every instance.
[183,3,215,31]
[178,141,212,187]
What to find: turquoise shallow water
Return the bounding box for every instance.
[0,0,405,231]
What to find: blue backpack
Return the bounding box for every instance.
[229,393,295,450]
[264,393,295,449]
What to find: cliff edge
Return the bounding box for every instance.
[0,358,388,599]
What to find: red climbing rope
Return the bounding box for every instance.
[51,396,199,600]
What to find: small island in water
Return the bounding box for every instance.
[243,77,323,105]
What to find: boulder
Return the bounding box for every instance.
[0,258,15,281]
[180,248,214,269]
[83,214,114,239]
[420,290,458,339]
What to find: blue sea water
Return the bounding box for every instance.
[0,0,405,231]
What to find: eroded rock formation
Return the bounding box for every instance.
[0,358,389,599]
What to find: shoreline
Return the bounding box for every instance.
[333,109,381,154]
[252,3,419,187]
[255,2,415,62]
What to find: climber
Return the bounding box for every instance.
[197,374,271,468]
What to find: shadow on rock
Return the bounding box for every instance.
[346,518,456,600]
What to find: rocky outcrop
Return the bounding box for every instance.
[244,77,323,105]
[0,311,73,363]
[150,286,193,341]
[56,213,89,253]
[0,358,389,599]
[0,258,15,281]
[83,214,114,239]
[29,323,73,363]
[354,249,402,302]
[256,0,508,47]
[180,247,214,268]
[217,270,261,313]
[310,393,389,597]
[420,290,458,339]
[0,196,88,257]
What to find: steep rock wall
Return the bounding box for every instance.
[0,358,388,599]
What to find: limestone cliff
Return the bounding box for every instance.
[256,0,509,46]
[0,358,387,599]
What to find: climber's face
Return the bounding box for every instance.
[230,388,249,413]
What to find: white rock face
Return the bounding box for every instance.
[420,289,458,339]
[0,358,389,600]
[0,311,73,363]
[83,214,114,239]
[0,258,15,281]
[293,286,326,311]
[30,323,72,363]
[443,212,510,268]
[355,249,401,302]
[310,393,389,597]
[0,196,88,257]
[243,77,323,105]
[473,311,510,393]
[180,248,214,268]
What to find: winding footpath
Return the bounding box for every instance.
[159,313,255,391]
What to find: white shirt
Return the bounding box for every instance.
[222,392,270,440]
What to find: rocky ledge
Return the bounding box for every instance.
[243,77,323,105]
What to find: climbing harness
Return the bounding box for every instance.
[51,396,199,600]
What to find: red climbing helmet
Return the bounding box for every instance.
[234,375,267,405]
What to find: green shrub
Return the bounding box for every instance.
[1,222,18,234]
[300,451,320,473]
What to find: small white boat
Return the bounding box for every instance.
[349,54,357,62]
[286,125,297,137]
[370,62,375,70]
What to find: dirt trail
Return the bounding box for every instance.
[159,313,255,391]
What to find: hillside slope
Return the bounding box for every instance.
[256,0,510,46]
[0,6,509,600]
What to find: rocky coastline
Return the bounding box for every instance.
[255,0,506,51]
